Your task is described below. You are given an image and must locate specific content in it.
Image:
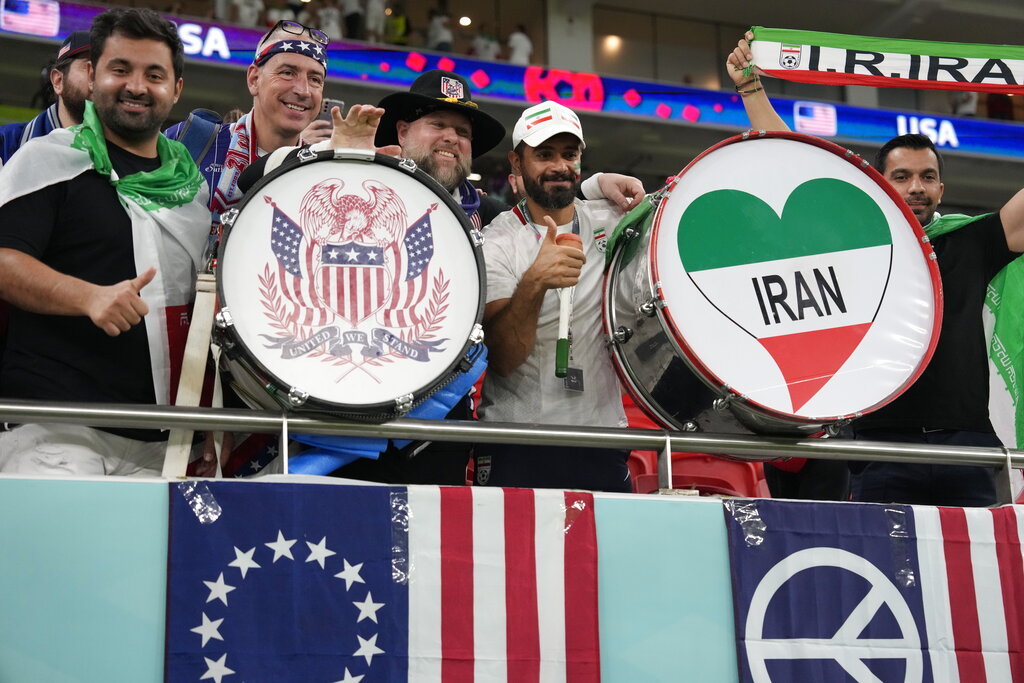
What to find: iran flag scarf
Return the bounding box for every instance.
[926,214,1024,448]
[0,100,210,405]
[747,26,1024,94]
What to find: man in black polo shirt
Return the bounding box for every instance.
[0,9,209,476]
[728,33,1024,506]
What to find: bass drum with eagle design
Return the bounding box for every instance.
[604,131,942,435]
[215,149,485,419]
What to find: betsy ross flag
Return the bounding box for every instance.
[267,199,332,328]
[165,482,600,682]
[724,499,1024,682]
[379,207,436,328]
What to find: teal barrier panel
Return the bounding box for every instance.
[0,478,739,681]
[597,495,738,682]
[0,478,168,683]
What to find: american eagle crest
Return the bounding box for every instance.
[299,178,407,249]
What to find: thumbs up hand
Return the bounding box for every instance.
[525,217,586,291]
[86,267,155,336]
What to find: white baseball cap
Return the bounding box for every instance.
[512,100,586,149]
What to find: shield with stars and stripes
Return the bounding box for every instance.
[316,240,392,326]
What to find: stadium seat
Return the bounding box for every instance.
[623,394,769,497]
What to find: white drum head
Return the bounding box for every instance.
[652,133,941,422]
[219,155,483,411]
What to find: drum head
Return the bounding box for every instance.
[218,152,484,413]
[650,132,940,423]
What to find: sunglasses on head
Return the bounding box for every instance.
[263,19,329,46]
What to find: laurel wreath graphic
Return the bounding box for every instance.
[257,264,451,377]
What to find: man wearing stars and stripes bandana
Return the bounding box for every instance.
[165,19,330,237]
[164,20,333,477]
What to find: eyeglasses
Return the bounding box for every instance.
[263,19,329,46]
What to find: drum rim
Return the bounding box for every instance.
[643,130,943,425]
[215,150,486,415]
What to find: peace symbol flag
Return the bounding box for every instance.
[165,481,600,682]
[724,499,1024,682]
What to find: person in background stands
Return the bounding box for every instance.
[0,31,92,165]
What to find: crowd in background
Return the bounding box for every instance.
[150,0,534,63]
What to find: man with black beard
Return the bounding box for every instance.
[474,101,631,492]
[0,31,92,165]
[0,8,209,476]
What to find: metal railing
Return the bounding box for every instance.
[0,399,1019,500]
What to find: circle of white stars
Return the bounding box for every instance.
[188,529,385,682]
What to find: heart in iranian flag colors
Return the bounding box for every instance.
[677,178,892,412]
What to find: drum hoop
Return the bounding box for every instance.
[215,150,486,414]
[647,130,943,423]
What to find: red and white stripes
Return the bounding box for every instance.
[406,487,601,682]
[915,505,1024,682]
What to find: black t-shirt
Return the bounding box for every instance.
[0,142,165,440]
[856,212,1018,432]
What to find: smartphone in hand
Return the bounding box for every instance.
[318,98,345,122]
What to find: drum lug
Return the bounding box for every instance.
[394,393,414,415]
[682,421,699,432]
[220,208,239,228]
[398,157,418,173]
[468,323,484,344]
[713,395,732,412]
[215,308,233,329]
[469,228,484,247]
[611,326,633,344]
[824,418,852,438]
[286,386,309,408]
[297,146,318,162]
[638,296,663,317]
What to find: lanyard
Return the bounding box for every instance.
[516,198,580,240]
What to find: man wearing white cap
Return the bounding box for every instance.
[475,101,631,492]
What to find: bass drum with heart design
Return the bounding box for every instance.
[604,131,942,435]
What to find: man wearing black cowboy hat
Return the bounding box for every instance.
[0,30,92,166]
[375,70,644,226]
[375,70,508,229]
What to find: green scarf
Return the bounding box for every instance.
[70,100,202,212]
[926,213,1023,446]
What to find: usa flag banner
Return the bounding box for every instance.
[0,0,60,37]
[166,482,600,682]
[724,499,1024,682]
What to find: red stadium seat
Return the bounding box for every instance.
[623,394,769,497]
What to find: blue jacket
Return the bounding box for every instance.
[0,104,60,166]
